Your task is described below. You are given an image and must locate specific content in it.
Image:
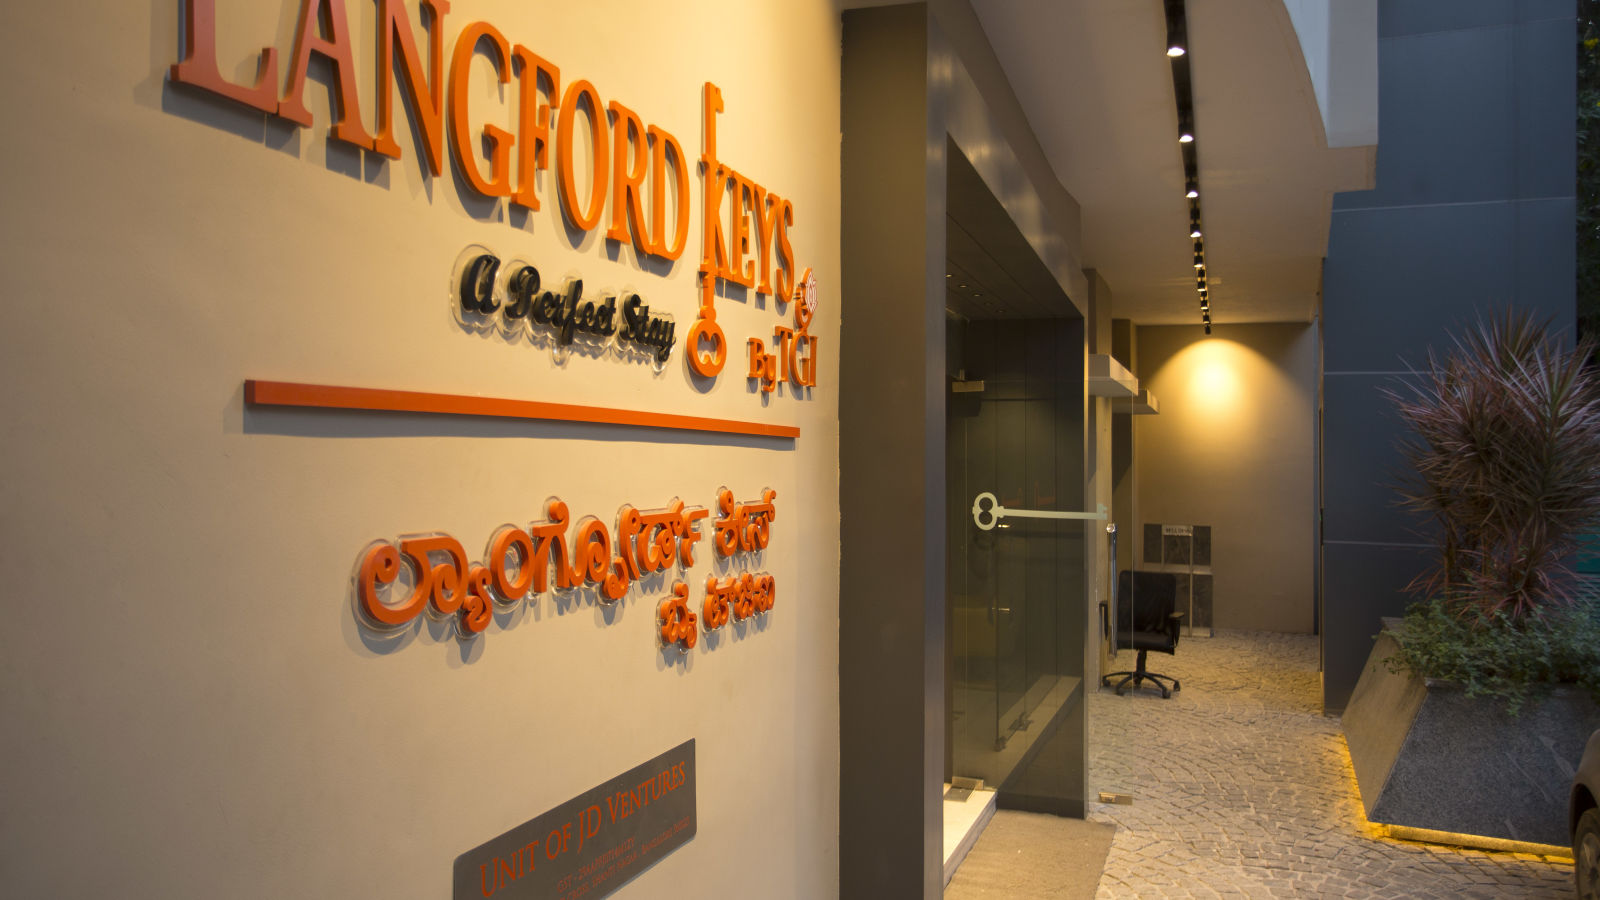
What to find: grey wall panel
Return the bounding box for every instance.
[1321,373,1429,546]
[1351,26,1514,209]
[927,0,1086,304]
[1320,0,1575,713]
[1515,197,1578,311]
[1324,203,1518,371]
[1323,542,1431,713]
[1378,0,1570,39]
[1378,0,1514,37]
[1514,17,1578,199]
[1519,0,1577,22]
[842,2,1090,895]
[1326,199,1575,372]
[841,7,941,898]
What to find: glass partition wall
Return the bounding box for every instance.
[945,313,1088,815]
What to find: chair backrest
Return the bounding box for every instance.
[1115,570,1178,634]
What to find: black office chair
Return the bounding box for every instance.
[1101,570,1184,698]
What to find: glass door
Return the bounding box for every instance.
[947,315,1086,799]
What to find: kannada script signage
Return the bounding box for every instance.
[454,740,696,900]
[355,489,776,648]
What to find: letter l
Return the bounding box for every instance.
[170,0,280,113]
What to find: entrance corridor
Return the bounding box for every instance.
[1089,631,1573,898]
[949,630,1578,898]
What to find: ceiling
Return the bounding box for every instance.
[971,0,1374,324]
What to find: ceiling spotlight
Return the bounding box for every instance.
[1190,224,1202,238]
[1204,323,1212,335]
[1179,131,1194,144]
[1167,44,1186,58]
[1185,182,1199,199]
[1193,253,1204,268]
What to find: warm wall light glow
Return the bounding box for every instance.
[1190,352,1240,403]
[1329,738,1574,860]
[1378,824,1572,859]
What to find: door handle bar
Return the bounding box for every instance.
[971,492,1106,530]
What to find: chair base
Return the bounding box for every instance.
[1101,649,1181,699]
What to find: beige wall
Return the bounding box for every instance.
[1133,324,1317,634]
[0,2,840,897]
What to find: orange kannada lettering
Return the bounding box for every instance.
[355,533,492,638]
[657,583,697,652]
[702,572,776,631]
[615,500,711,579]
[712,488,777,557]
[354,496,707,639]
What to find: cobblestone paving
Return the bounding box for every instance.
[1088,630,1576,899]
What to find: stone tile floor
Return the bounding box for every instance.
[1088,630,1576,899]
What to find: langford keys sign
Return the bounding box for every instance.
[174,0,818,395]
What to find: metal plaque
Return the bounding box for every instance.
[453,740,696,900]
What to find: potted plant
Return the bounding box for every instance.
[1342,310,1600,847]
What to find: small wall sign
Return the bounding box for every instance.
[454,740,696,900]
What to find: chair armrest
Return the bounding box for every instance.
[1166,611,1184,643]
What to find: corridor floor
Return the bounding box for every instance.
[1087,630,1576,899]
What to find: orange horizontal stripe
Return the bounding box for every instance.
[245,380,800,440]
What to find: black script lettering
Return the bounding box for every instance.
[504,264,540,322]
[539,279,618,346]
[592,294,617,334]
[557,278,584,343]
[619,294,676,362]
[459,252,501,315]
[533,289,561,324]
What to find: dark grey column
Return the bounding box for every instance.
[1321,0,1576,712]
[840,6,945,898]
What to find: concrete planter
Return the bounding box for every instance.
[1342,618,1600,847]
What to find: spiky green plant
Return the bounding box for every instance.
[1387,310,1600,620]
